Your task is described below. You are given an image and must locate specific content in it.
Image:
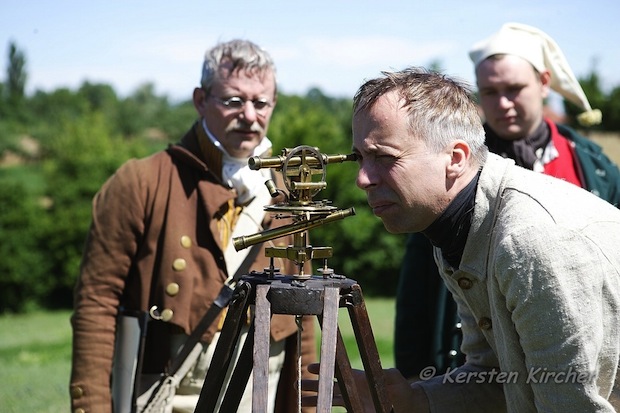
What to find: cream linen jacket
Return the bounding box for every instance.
[420,153,620,412]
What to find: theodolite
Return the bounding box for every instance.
[232,144,357,279]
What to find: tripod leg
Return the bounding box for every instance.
[334,328,366,412]
[316,313,365,412]
[252,283,271,412]
[316,286,340,412]
[195,281,252,412]
[347,283,393,413]
[219,322,255,413]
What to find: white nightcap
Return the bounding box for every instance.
[469,22,601,126]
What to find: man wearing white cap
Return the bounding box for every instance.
[394,22,620,405]
[469,22,619,196]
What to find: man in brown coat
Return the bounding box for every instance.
[70,39,316,413]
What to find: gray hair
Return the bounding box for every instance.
[353,67,488,166]
[200,39,277,94]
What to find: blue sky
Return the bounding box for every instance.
[1,0,618,103]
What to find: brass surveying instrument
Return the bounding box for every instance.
[193,145,393,413]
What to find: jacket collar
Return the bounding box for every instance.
[458,153,514,281]
[167,121,226,185]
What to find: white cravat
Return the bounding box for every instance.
[201,119,272,204]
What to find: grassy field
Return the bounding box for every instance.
[0,310,73,413]
[590,132,620,165]
[0,298,395,412]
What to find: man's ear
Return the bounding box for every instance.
[540,69,552,99]
[446,140,471,179]
[193,87,207,112]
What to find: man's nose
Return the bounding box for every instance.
[240,102,259,123]
[356,166,374,190]
[498,94,513,109]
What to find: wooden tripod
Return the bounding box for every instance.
[194,273,393,412]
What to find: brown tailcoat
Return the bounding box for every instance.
[70,122,316,412]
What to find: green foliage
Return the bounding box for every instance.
[0,98,160,311]
[563,66,620,132]
[603,86,620,131]
[0,178,50,312]
[564,69,606,130]
[115,82,198,140]
[7,42,27,100]
[36,112,156,308]
[2,39,620,313]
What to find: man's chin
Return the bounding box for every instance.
[495,126,525,141]
[227,143,259,158]
[380,219,406,234]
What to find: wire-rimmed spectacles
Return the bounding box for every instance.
[209,96,273,114]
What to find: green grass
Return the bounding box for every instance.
[316,297,395,413]
[0,298,395,412]
[330,297,395,370]
[0,310,73,413]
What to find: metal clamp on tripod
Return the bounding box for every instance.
[195,145,393,412]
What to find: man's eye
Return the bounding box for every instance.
[376,154,394,162]
[225,97,245,108]
[252,99,270,110]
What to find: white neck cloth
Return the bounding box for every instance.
[202,119,272,204]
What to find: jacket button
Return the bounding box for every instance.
[74,409,86,413]
[457,277,473,290]
[180,235,192,248]
[478,317,492,330]
[70,386,84,399]
[172,258,187,271]
[161,308,174,322]
[166,283,180,296]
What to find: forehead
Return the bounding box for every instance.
[476,55,537,85]
[353,92,411,152]
[213,67,276,95]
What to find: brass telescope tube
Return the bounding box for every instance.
[232,207,356,251]
[248,153,357,170]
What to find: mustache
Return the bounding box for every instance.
[226,119,263,134]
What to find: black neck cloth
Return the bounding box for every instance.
[484,121,550,170]
[422,170,481,269]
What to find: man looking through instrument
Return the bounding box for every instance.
[304,66,620,412]
[394,23,620,383]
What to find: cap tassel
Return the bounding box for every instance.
[577,108,602,127]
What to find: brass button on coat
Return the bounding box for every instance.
[70,386,84,399]
[180,235,192,248]
[457,277,473,290]
[172,258,186,271]
[74,409,86,413]
[166,282,180,296]
[478,317,492,330]
[161,308,174,322]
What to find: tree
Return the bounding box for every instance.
[0,41,27,120]
[6,42,27,108]
[0,179,50,312]
[564,64,605,130]
[37,111,153,307]
[604,86,620,131]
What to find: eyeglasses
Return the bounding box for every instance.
[209,96,273,114]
